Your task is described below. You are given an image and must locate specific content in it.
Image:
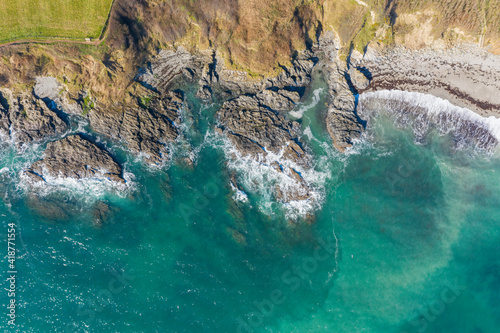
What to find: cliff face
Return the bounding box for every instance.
[1,0,498,93]
[1,0,498,211]
[106,0,500,72]
[0,0,498,114]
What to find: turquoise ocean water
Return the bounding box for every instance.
[1,78,499,333]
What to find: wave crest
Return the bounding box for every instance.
[358,90,500,150]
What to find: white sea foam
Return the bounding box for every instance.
[325,227,340,284]
[302,126,315,141]
[18,164,135,203]
[358,90,500,150]
[73,117,90,134]
[230,182,249,203]
[209,131,331,219]
[289,88,324,119]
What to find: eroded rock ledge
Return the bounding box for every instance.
[24,134,124,184]
[134,46,320,203]
[0,90,68,146]
[211,56,318,203]
[87,91,184,165]
[314,32,368,152]
[216,92,312,202]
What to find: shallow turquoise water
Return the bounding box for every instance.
[1,81,499,333]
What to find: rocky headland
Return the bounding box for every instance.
[87,90,184,166]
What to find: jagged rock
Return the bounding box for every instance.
[0,90,68,146]
[326,110,364,151]
[270,57,315,88]
[197,50,315,98]
[25,134,124,184]
[217,86,313,203]
[277,89,301,103]
[195,85,212,101]
[196,51,221,99]
[208,49,321,204]
[316,44,366,152]
[88,91,183,165]
[348,66,370,90]
[92,201,114,227]
[217,95,308,165]
[274,167,311,202]
[139,46,316,102]
[313,31,341,62]
[348,49,364,67]
[255,90,298,113]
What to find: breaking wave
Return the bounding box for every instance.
[358,90,500,150]
[207,131,331,219]
[18,169,135,201]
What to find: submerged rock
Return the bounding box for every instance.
[26,194,74,221]
[25,134,124,184]
[92,201,115,227]
[0,90,68,146]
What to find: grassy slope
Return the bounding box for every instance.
[0,0,114,43]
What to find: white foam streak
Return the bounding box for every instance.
[289,88,324,119]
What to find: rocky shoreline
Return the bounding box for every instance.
[0,31,498,213]
[358,43,500,117]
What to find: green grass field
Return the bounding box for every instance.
[0,0,114,43]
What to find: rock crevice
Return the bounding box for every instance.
[0,90,68,147]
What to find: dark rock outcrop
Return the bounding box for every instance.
[88,91,184,165]
[325,62,365,151]
[0,90,68,146]
[135,48,197,93]
[199,51,315,99]
[215,57,316,203]
[25,134,124,184]
[138,47,316,101]
[217,95,309,166]
[314,33,366,152]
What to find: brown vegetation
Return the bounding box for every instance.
[0,0,499,109]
